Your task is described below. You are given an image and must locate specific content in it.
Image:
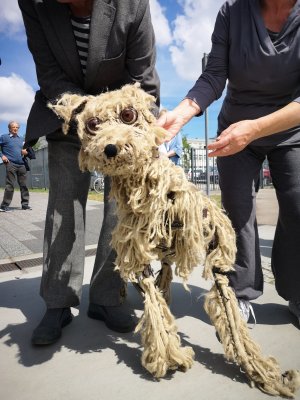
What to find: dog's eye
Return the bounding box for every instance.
[85,117,101,135]
[119,107,138,124]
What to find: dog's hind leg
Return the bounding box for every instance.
[204,269,300,398]
[200,199,300,397]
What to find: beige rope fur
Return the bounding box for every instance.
[205,273,300,397]
[136,275,194,378]
[50,83,300,396]
[155,262,173,304]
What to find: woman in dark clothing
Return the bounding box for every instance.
[158,0,300,327]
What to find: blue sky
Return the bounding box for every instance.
[0,0,225,141]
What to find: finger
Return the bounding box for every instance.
[208,144,234,157]
[207,136,230,150]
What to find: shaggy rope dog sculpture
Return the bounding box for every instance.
[50,83,299,398]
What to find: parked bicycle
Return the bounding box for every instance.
[90,171,104,193]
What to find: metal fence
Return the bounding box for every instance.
[181,147,272,194]
[0,146,272,193]
[181,147,220,193]
[0,147,49,190]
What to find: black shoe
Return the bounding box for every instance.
[22,205,32,210]
[87,303,137,333]
[0,206,10,212]
[31,307,73,345]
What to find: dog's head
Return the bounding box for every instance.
[49,83,167,176]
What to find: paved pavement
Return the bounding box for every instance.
[0,189,102,265]
[1,188,299,400]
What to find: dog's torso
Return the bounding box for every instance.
[110,155,235,282]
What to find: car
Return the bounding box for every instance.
[187,166,219,184]
[187,168,206,183]
[263,168,272,184]
[263,168,271,178]
[209,166,219,184]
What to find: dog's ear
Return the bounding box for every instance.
[48,93,88,135]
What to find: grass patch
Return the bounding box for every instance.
[88,192,104,202]
[15,187,218,206]
[210,194,221,208]
[28,188,48,193]
[20,188,104,202]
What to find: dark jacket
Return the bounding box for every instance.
[18,0,160,144]
[186,0,300,146]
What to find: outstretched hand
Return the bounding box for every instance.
[156,110,186,141]
[207,119,261,157]
[156,98,201,144]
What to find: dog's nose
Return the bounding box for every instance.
[104,144,118,158]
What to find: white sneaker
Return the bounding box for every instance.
[288,301,300,327]
[238,299,256,327]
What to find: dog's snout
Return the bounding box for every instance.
[104,144,118,158]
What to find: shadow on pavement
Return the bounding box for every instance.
[0,275,294,382]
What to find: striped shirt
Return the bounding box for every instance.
[70,15,91,75]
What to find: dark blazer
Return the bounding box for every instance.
[18,0,160,144]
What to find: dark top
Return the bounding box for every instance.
[18,0,160,144]
[186,0,300,146]
[0,134,24,165]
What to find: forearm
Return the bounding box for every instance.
[256,102,300,138]
[173,98,201,125]
[207,101,300,157]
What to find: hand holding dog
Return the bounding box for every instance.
[156,98,201,143]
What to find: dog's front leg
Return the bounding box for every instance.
[134,264,194,379]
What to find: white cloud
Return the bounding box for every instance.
[150,0,172,46]
[0,74,34,123]
[169,0,224,81]
[0,0,24,36]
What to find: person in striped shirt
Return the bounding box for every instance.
[18,0,160,345]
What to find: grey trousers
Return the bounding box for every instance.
[217,144,300,302]
[1,163,29,207]
[40,132,124,308]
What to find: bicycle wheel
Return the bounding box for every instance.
[93,177,104,193]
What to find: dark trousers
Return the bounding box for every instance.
[40,131,124,308]
[217,144,300,303]
[1,162,29,207]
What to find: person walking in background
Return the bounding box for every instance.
[18,0,160,345]
[157,0,300,327]
[164,131,183,166]
[0,121,31,212]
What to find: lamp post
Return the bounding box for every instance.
[202,53,210,196]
